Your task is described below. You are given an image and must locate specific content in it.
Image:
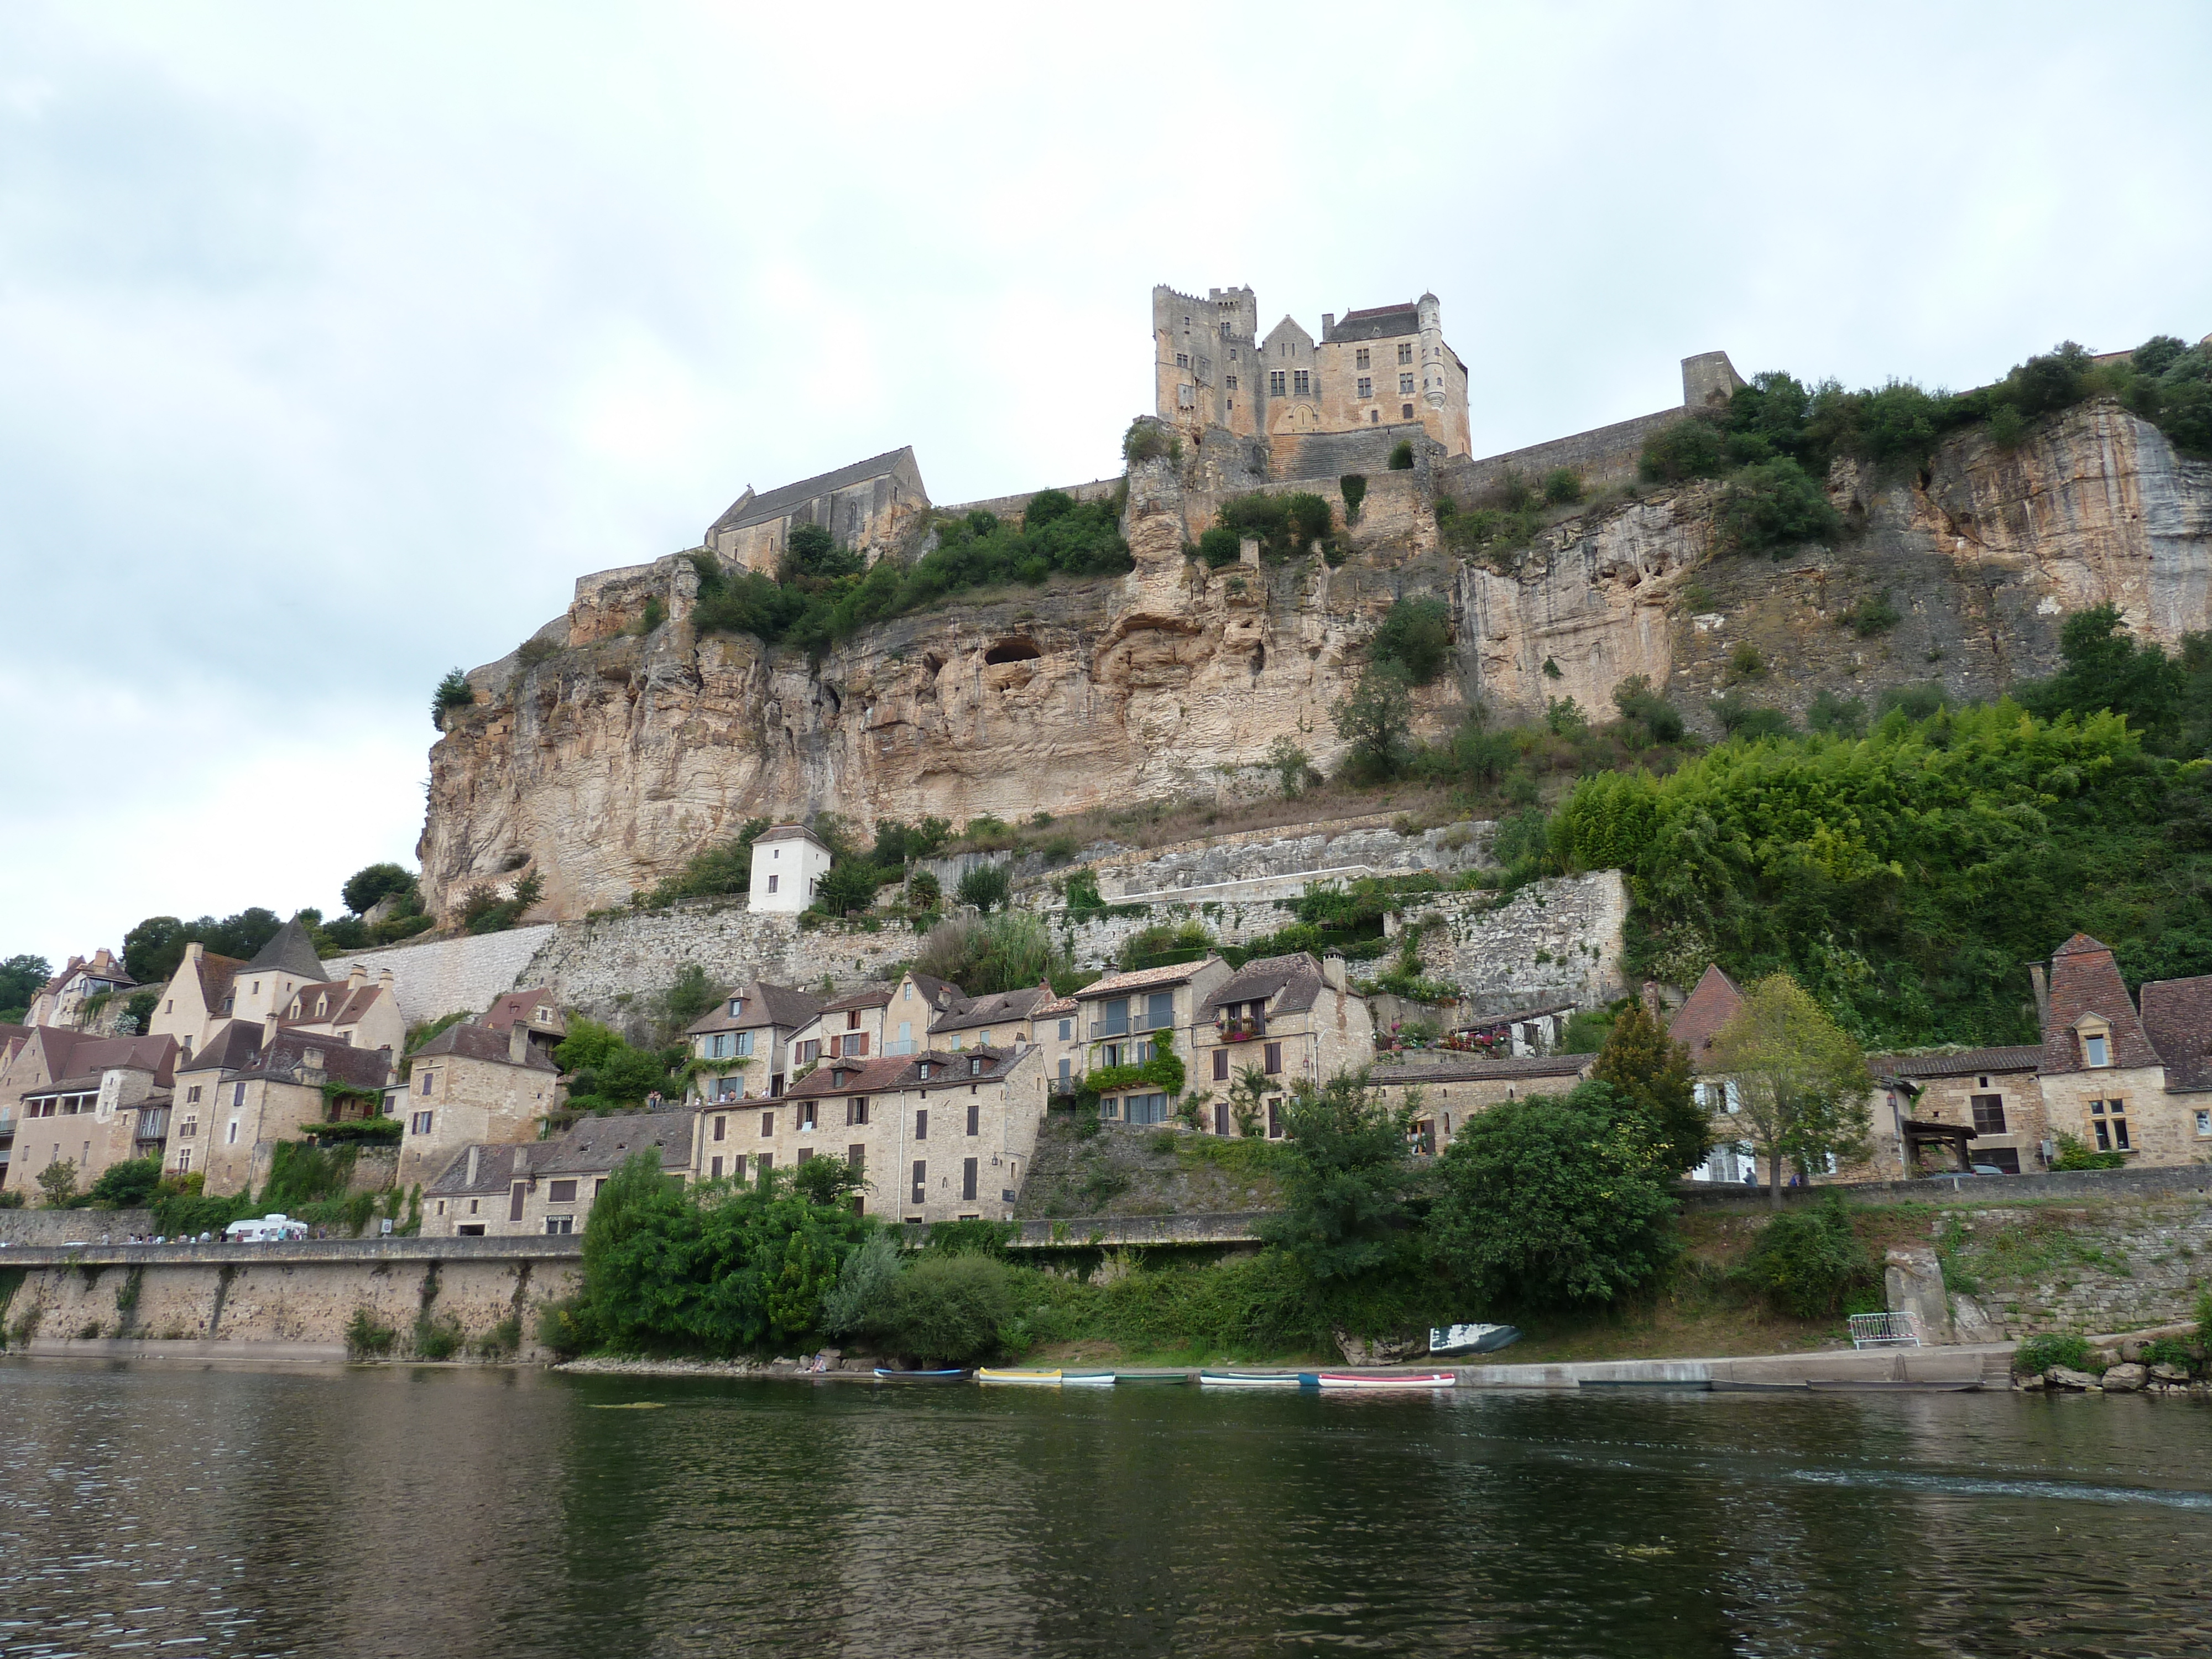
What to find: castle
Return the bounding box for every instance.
[1151,284,1473,471]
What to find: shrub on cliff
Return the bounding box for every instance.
[1714,458,1841,554]
[1738,1193,1876,1318]
[1213,491,1334,562]
[432,668,475,727]
[1330,665,1416,782]
[1370,596,1453,686]
[1639,418,1727,483]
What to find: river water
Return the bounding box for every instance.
[1,1359,2207,1657]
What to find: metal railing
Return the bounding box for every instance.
[1848,1312,1923,1350]
[1089,1013,1172,1040]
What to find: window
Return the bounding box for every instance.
[225,1119,238,1144]
[410,1111,432,1135]
[1269,370,1286,397]
[760,1112,774,1137]
[797,1149,813,1165]
[2197,1109,2211,1136]
[710,1155,723,1180]
[545,1215,573,1235]
[175,1147,191,1173]
[1264,1042,1282,1075]
[962,1158,979,1201]
[186,1085,201,1104]
[713,1115,726,1141]
[2089,1098,2130,1151]
[1225,375,1237,392]
[1123,1092,1171,1126]
[1213,1048,1229,1082]
[2083,1032,2110,1067]
[1355,347,1371,369]
[735,1029,754,1056]
[1397,342,1413,364]
[728,998,744,1017]
[596,1178,607,1196]
[1402,403,1414,419]
[966,1100,980,1135]
[912,1161,927,1204]
[1293,369,1311,395]
[916,1108,928,1140]
[1058,1019,1072,1041]
[1178,383,1195,408]
[1267,1098,1283,1138]
[1969,1094,2007,1135]
[799,1100,817,1131]
[969,1056,984,1077]
[756,1152,772,1172]
[848,1143,865,1172]
[419,1071,433,1096]
[1175,352,1189,369]
[233,1082,247,1108]
[1358,376,1373,399]
[549,1180,577,1203]
[767,873,779,893]
[1399,373,1415,395]
[847,1095,868,1125]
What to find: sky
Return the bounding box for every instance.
[3,0,2209,969]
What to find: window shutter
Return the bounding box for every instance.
[962,1158,978,1201]
[911,1161,926,1204]
[967,1100,980,1135]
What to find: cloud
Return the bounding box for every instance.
[3,0,2210,962]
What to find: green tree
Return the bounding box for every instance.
[660,965,719,1034]
[2020,604,2188,750]
[433,668,475,727]
[1639,418,1727,482]
[1259,1073,1417,1282]
[0,953,51,1014]
[1706,973,1873,1206]
[342,863,417,915]
[1331,665,1416,781]
[1264,736,1315,799]
[1371,596,1453,686]
[956,863,1011,914]
[1427,1085,1676,1307]
[36,1157,80,1208]
[1590,999,1710,1176]
[875,1253,1017,1366]
[814,862,880,918]
[87,1156,162,1207]
[1714,458,1841,554]
[1739,1192,1876,1316]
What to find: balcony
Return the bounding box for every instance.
[1214,1018,1267,1044]
[1089,1011,1172,1040]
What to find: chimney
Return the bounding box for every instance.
[262,1010,280,1045]
[1642,979,1662,1013]
[465,1145,480,1187]
[509,1020,530,1066]
[1322,952,1348,993]
[379,968,395,993]
[348,964,368,989]
[185,941,204,964]
[2029,964,2051,1031]
[1322,312,1335,337]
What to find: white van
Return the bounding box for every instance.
[225,1213,309,1243]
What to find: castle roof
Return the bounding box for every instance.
[246,919,327,982]
[1324,303,1421,343]
[707,447,917,538]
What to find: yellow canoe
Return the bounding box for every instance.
[977,1368,1063,1386]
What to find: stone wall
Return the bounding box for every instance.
[0,1237,582,1362]
[1439,406,1689,502]
[324,925,559,1025]
[935,477,1121,524]
[1051,815,1494,901]
[1942,1200,2212,1338]
[0,1206,155,1245]
[1407,870,1630,1015]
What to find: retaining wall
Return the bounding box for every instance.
[324,925,559,1024]
[1407,870,1630,1015]
[0,1207,156,1245]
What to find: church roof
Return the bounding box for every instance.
[707,447,916,538]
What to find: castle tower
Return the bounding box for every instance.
[1418,292,1447,415]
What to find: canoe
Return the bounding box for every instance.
[1113,1370,1191,1386]
[1709,1380,1809,1393]
[978,1368,1063,1386]
[1577,1378,1713,1391]
[1308,1371,1458,1389]
[873,1367,966,1382]
[1199,1370,1301,1388]
[1430,1323,1522,1357]
[1807,1379,1979,1393]
[1061,1370,1117,1386]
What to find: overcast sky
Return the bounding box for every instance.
[4,1,2208,968]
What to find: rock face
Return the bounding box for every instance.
[420,400,2212,920]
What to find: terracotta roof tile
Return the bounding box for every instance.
[1074,959,1217,999]
[2039,934,2161,1073]
[1869,1046,2043,1082]
[1667,964,1744,1063]
[2139,975,2212,1091]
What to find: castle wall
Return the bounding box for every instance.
[936,477,1121,524]
[325,926,559,1026]
[1439,405,1692,501]
[712,461,930,576]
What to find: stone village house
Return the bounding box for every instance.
[395,1019,564,1191]
[171,1017,392,1194]
[0,1029,178,1196]
[24,948,137,1033]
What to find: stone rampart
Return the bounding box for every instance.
[0,1235,583,1363]
[936,477,1121,524]
[1407,870,1629,1014]
[324,925,559,1024]
[0,1207,155,1245]
[1439,406,1689,501]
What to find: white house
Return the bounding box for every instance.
[749,823,833,914]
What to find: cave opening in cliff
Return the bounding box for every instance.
[984,638,1042,665]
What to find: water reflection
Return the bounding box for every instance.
[1,1360,2205,1657]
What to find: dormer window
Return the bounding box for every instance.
[2083,1032,2110,1068]
[969,1057,984,1077]
[728,999,744,1018]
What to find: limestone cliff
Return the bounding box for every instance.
[420,400,2211,920]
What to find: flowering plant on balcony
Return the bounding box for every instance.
[1217,1019,1262,1042]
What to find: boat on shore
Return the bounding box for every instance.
[1061,1370,1116,1386]
[1305,1371,1458,1390]
[1112,1370,1190,1386]
[978,1368,1063,1386]
[1429,1323,1522,1357]
[872,1368,967,1383]
[1199,1370,1301,1388]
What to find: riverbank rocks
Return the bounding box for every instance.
[2046,1365,2104,1391]
[2150,1362,2192,1384]
[2099,1362,2148,1393]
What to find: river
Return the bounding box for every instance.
[1,1359,2206,1657]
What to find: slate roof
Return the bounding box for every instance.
[173,1022,387,1088]
[930,984,1053,1035]
[754,822,833,851]
[177,1020,265,1075]
[707,447,915,537]
[2139,974,2212,1091]
[905,972,967,1013]
[1074,959,1218,1000]
[424,1142,528,1198]
[1203,953,1324,1016]
[686,980,823,1036]
[528,1108,699,1177]
[815,987,894,1016]
[1668,964,1745,1063]
[1869,1047,2044,1083]
[787,1047,1026,1098]
[782,1054,914,1100]
[1324,303,1421,343]
[19,1034,178,1097]
[246,919,328,982]
[190,950,247,1011]
[411,1020,557,1073]
[2039,933,2161,1073]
